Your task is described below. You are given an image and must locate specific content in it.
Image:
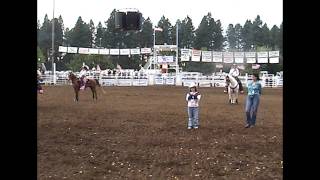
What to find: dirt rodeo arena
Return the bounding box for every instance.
[38,85,282,179]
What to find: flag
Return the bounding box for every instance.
[117,64,122,70]
[96,65,101,71]
[154,27,163,32]
[238,65,245,70]
[252,64,260,69]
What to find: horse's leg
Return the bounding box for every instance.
[74,89,79,102]
[90,87,95,100]
[228,87,232,104]
[236,89,239,104]
[231,90,235,104]
[94,88,97,100]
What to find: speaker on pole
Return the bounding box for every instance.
[125,11,142,30]
[115,11,126,29]
[115,10,142,31]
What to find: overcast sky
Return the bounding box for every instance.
[37,0,283,31]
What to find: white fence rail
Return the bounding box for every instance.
[39,72,283,88]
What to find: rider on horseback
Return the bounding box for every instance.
[37,68,43,94]
[224,64,244,94]
[79,65,89,90]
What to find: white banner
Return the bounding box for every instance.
[258,57,268,63]
[201,51,212,62]
[234,52,244,63]
[67,47,78,54]
[120,49,130,55]
[130,48,140,55]
[234,57,244,63]
[269,57,280,63]
[224,57,233,63]
[157,56,174,63]
[257,51,268,58]
[269,51,280,57]
[223,52,234,63]
[212,57,223,62]
[212,52,223,62]
[99,49,109,55]
[246,57,256,63]
[58,46,68,53]
[191,49,201,62]
[88,48,99,54]
[245,52,256,58]
[78,48,89,54]
[110,49,120,55]
[180,49,191,62]
[234,52,244,58]
[141,48,152,54]
[212,52,223,57]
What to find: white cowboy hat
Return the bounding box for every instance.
[189,82,197,88]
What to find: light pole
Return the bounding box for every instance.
[153,29,156,70]
[176,23,179,75]
[99,38,102,48]
[51,0,55,82]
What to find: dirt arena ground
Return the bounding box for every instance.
[38,86,282,180]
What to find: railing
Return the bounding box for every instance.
[39,72,283,88]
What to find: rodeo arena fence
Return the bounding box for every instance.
[40,70,283,88]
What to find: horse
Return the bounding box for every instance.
[37,76,44,94]
[225,75,239,104]
[68,72,101,101]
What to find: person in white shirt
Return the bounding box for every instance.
[79,65,89,90]
[37,68,43,94]
[186,83,201,129]
[224,64,244,93]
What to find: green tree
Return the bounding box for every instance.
[139,17,153,47]
[241,20,254,50]
[95,22,105,48]
[66,54,115,71]
[180,16,195,49]
[156,16,173,45]
[37,46,45,63]
[261,23,271,48]
[211,20,224,50]
[70,16,91,47]
[252,15,264,47]
[279,23,283,54]
[193,13,211,49]
[38,14,51,60]
[193,13,224,51]
[270,25,280,50]
[89,19,95,47]
[226,24,237,50]
[234,23,243,49]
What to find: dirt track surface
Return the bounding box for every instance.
[38,86,282,180]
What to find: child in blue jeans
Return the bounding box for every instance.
[186,83,201,129]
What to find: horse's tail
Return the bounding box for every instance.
[95,79,106,94]
[95,79,101,87]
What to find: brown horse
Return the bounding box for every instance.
[37,75,44,94]
[68,72,100,101]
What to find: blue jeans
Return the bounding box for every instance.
[188,107,199,127]
[245,94,260,126]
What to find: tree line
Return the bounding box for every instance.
[37,9,282,74]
